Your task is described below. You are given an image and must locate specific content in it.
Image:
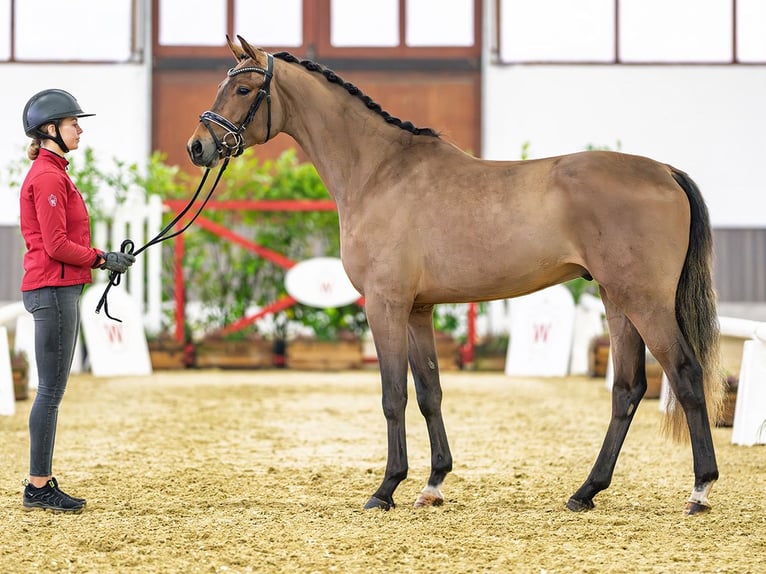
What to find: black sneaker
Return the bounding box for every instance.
[23,479,84,513]
[50,477,86,506]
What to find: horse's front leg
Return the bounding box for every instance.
[363,297,412,511]
[407,304,453,508]
[568,301,647,512]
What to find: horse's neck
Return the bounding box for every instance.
[278,68,399,211]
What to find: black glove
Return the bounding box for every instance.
[100,251,136,273]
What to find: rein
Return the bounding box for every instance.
[96,53,275,322]
[95,157,231,322]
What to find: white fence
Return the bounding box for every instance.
[91,194,164,335]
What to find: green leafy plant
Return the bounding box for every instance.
[164,148,367,341]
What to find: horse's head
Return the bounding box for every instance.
[187,36,279,168]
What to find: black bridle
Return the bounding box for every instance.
[95,53,275,322]
[199,53,274,158]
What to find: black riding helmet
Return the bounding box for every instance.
[23,89,95,152]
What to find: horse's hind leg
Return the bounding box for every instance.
[646,328,719,515]
[567,293,647,512]
[407,304,453,508]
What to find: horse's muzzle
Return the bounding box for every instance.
[187,135,220,168]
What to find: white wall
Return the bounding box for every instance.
[483,64,766,228]
[0,63,150,225]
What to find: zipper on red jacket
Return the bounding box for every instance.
[60,262,65,279]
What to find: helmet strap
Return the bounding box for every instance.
[37,121,70,154]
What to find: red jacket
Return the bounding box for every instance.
[20,148,101,291]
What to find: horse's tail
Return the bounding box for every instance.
[663,167,724,441]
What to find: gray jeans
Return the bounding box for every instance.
[23,285,83,477]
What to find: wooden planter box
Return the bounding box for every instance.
[286,339,363,371]
[472,354,506,371]
[13,367,29,401]
[148,339,188,370]
[194,339,274,369]
[435,335,460,371]
[359,332,461,371]
[589,336,664,399]
[717,377,738,428]
[471,337,509,371]
[11,352,29,401]
[588,335,610,377]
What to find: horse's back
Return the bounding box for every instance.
[345,145,691,305]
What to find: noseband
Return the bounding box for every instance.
[199,53,274,157]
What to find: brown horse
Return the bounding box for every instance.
[187,36,725,515]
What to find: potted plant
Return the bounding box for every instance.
[285,304,367,370]
[432,304,463,371]
[146,331,188,370]
[162,148,364,368]
[194,330,275,369]
[471,333,509,371]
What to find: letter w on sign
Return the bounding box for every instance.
[103,322,125,346]
[533,323,552,343]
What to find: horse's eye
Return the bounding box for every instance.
[236,86,251,96]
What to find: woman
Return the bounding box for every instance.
[19,89,135,513]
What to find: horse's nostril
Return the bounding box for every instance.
[190,139,202,158]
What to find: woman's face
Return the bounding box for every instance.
[46,116,83,151]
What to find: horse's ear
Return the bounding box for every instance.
[226,35,247,62]
[236,35,260,61]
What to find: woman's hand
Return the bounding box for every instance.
[100,252,136,273]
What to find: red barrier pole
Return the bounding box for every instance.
[461,302,477,368]
[174,230,185,344]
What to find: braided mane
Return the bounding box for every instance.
[273,51,440,138]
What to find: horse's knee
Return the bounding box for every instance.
[380,379,408,420]
[381,397,407,420]
[416,389,442,418]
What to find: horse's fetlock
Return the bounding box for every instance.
[391,469,408,483]
[696,471,719,486]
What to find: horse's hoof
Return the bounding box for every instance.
[364,496,394,511]
[414,487,444,508]
[566,497,595,512]
[684,501,711,516]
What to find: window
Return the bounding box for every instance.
[159,0,226,47]
[500,0,614,63]
[331,0,399,47]
[235,0,303,48]
[619,0,731,63]
[8,0,135,62]
[155,0,480,60]
[497,0,764,64]
[406,0,474,47]
[0,0,10,61]
[737,0,766,63]
[328,0,475,50]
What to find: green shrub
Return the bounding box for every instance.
[164,148,367,341]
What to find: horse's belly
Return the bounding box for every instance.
[413,261,586,305]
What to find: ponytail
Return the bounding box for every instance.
[27,137,41,161]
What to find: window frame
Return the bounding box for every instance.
[152,0,481,61]
[495,0,763,65]
[2,0,141,64]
